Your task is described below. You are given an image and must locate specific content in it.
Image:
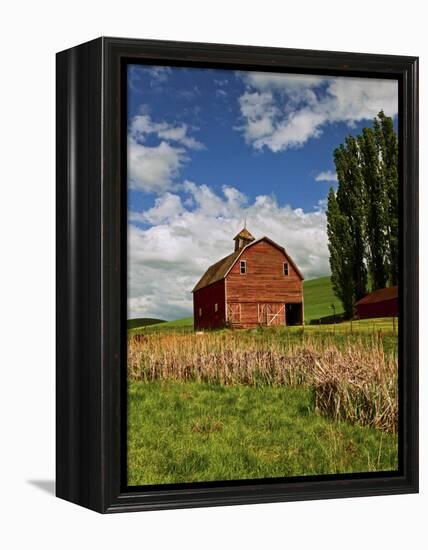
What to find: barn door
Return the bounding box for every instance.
[258,304,267,324]
[268,304,285,325]
[227,303,241,325]
[258,303,285,326]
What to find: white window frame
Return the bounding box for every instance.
[283,262,289,276]
[240,260,247,274]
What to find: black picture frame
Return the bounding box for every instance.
[56,36,419,513]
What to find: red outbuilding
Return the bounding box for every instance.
[192,227,304,330]
[355,286,398,319]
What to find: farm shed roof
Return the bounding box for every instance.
[355,285,398,305]
[192,236,304,292]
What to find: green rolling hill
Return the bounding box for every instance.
[303,276,344,323]
[145,317,194,331]
[127,318,166,330]
[128,316,194,334]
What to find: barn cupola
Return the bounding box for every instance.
[233,226,255,252]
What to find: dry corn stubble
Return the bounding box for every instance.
[128,331,397,434]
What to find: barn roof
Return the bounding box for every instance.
[356,285,398,305]
[192,250,241,292]
[192,236,304,292]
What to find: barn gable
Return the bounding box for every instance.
[192,235,303,293]
[225,236,304,281]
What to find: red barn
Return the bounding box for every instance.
[355,286,398,319]
[192,227,304,330]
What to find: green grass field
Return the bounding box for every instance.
[127,275,398,485]
[130,316,397,339]
[128,380,398,485]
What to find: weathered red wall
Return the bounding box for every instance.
[226,241,302,303]
[193,279,226,330]
[356,298,398,319]
[225,241,303,327]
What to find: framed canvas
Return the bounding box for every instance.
[56,37,418,513]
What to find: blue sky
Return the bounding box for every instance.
[127,64,398,320]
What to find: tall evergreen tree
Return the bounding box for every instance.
[334,136,367,301]
[358,126,389,290]
[326,188,355,318]
[374,111,399,285]
[326,111,398,317]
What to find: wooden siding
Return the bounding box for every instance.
[226,240,303,304]
[356,298,398,319]
[193,239,304,330]
[193,279,226,330]
[258,303,285,325]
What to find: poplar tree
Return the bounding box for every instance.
[326,188,355,318]
[334,136,367,301]
[358,126,389,290]
[374,111,399,285]
[326,111,398,317]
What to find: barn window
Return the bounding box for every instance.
[240,260,247,274]
[214,303,218,312]
[283,262,289,276]
[198,308,202,317]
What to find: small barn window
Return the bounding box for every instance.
[240,260,247,274]
[198,308,202,317]
[214,303,218,312]
[283,262,289,276]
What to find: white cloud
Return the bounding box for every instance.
[215,89,228,98]
[128,139,187,193]
[237,73,398,152]
[239,71,326,94]
[128,112,204,193]
[128,183,329,320]
[237,91,278,142]
[129,113,204,151]
[315,170,338,182]
[147,66,171,83]
[128,66,172,95]
[130,193,185,225]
